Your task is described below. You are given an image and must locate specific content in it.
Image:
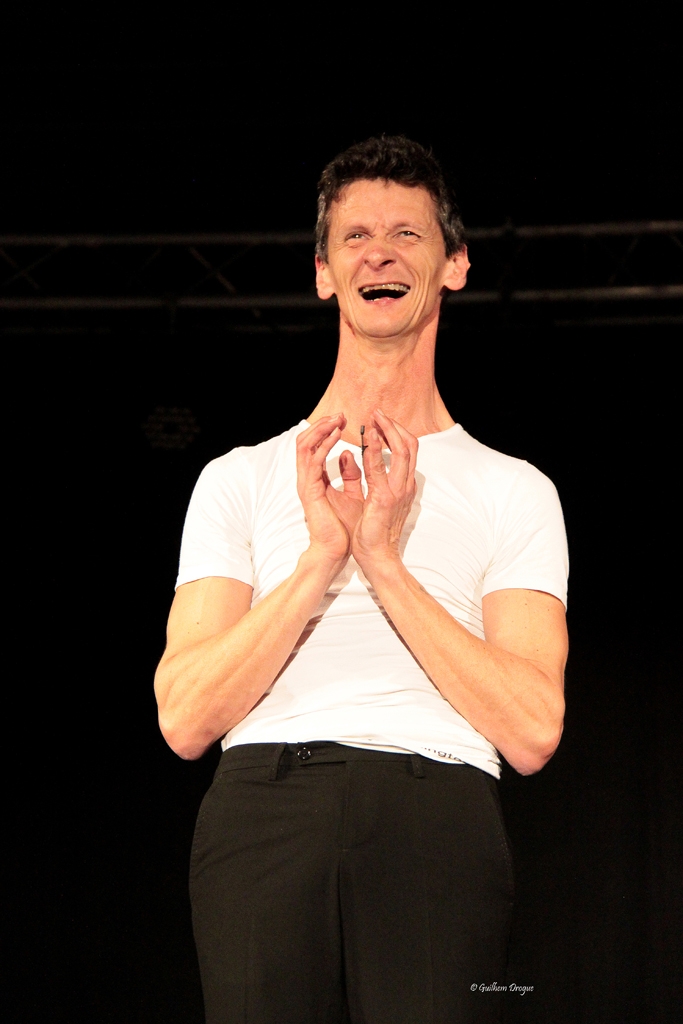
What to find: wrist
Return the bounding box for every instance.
[298,542,349,586]
[354,547,405,588]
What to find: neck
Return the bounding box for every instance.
[308,310,455,444]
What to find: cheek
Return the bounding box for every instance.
[413,270,439,295]
[334,260,363,291]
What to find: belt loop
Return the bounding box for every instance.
[410,754,425,778]
[269,742,287,781]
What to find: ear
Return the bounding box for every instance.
[315,255,336,300]
[441,246,470,293]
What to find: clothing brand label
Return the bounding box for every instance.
[421,746,465,763]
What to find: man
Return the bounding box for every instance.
[155,136,568,1024]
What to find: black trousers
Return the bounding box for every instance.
[190,742,514,1024]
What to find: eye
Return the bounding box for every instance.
[398,230,419,238]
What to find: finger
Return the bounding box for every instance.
[363,426,390,496]
[297,414,344,455]
[388,417,419,485]
[297,423,341,492]
[339,450,364,500]
[313,426,342,467]
[298,430,342,492]
[298,423,342,468]
[373,409,408,455]
[340,450,361,480]
[373,409,411,488]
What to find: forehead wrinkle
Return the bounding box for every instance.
[330,182,439,235]
[339,217,434,234]
[331,214,439,246]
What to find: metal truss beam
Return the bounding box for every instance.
[1,221,681,247]
[2,283,683,311]
[1,222,681,327]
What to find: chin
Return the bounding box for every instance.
[356,323,411,341]
[352,309,416,339]
[345,294,438,340]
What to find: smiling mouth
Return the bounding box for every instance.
[359,283,411,301]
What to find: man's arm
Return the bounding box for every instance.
[365,570,566,775]
[156,561,331,760]
[155,414,363,760]
[352,411,567,775]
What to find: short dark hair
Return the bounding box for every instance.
[315,135,465,262]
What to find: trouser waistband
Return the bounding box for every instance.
[217,741,427,781]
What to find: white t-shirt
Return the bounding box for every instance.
[177,421,568,777]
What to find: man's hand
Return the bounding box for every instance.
[352,409,418,572]
[296,415,364,568]
[297,410,418,576]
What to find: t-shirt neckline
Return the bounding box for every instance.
[299,419,462,451]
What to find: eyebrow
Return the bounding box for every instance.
[340,220,428,235]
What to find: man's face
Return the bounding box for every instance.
[315,179,469,341]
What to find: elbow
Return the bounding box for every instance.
[155,671,216,761]
[158,711,214,761]
[512,735,561,775]
[508,711,565,777]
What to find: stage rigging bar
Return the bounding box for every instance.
[1,221,681,247]
[2,284,683,311]
[1,221,681,315]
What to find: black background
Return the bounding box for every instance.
[5,13,682,1024]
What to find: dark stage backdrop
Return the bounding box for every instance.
[9,324,680,1023]
[3,15,681,1020]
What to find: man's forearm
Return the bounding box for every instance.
[362,557,566,775]
[155,548,342,760]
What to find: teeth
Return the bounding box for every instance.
[359,283,410,295]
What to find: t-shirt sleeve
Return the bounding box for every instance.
[175,451,254,589]
[482,462,569,607]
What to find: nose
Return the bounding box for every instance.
[364,239,396,271]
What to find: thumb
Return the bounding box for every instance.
[340,450,363,498]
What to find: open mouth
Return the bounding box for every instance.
[359,283,411,301]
